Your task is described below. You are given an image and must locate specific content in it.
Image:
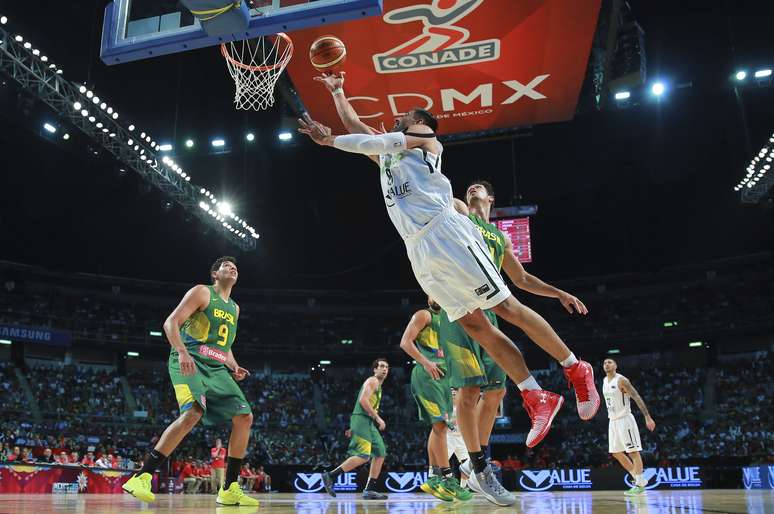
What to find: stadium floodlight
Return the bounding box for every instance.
[149,331,162,337]
[88,116,96,123]
[212,138,226,148]
[159,143,173,152]
[32,49,40,56]
[246,132,255,142]
[41,56,48,62]
[80,109,88,117]
[735,70,747,81]
[73,101,82,110]
[607,349,620,354]
[63,133,70,140]
[78,85,87,93]
[100,102,107,110]
[43,123,56,133]
[754,69,772,78]
[0,16,7,25]
[86,90,93,99]
[128,124,135,131]
[651,82,665,96]
[127,351,139,357]
[23,42,31,49]
[278,131,292,141]
[96,122,103,129]
[217,202,233,216]
[614,91,630,100]
[185,139,195,148]
[92,96,100,104]
[0,339,11,345]
[688,341,703,348]
[14,35,22,42]
[319,360,332,365]
[107,107,113,114]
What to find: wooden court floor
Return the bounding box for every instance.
[0,490,770,513]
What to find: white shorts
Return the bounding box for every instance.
[446,428,469,462]
[608,413,642,454]
[406,207,510,322]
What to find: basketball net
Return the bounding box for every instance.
[221,33,293,111]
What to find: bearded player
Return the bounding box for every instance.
[399,299,471,502]
[322,358,390,500]
[122,257,258,506]
[603,358,656,495]
[300,73,599,502]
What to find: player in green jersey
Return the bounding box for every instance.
[399,299,472,502]
[122,256,258,507]
[322,358,390,500]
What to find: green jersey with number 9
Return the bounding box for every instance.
[177,285,239,367]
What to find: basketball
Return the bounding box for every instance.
[309,36,346,73]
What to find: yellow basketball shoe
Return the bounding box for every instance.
[216,481,260,506]
[122,472,156,503]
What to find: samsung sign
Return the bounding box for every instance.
[0,324,71,347]
[518,469,592,491]
[625,467,701,490]
[293,472,358,493]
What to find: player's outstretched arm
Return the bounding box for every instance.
[501,236,588,315]
[163,285,210,375]
[399,310,444,380]
[298,114,435,155]
[619,377,656,431]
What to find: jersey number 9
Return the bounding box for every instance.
[217,324,229,346]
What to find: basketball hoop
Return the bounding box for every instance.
[221,32,294,111]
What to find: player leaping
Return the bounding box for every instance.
[122,257,258,507]
[299,74,600,453]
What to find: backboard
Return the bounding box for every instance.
[100,0,383,65]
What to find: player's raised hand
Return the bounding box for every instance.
[313,71,345,92]
[231,366,250,381]
[179,350,197,376]
[422,360,444,380]
[558,291,588,315]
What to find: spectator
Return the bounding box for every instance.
[210,438,226,492]
[254,465,271,493]
[180,458,198,494]
[39,448,55,464]
[239,463,256,491]
[95,453,112,468]
[81,452,95,466]
[7,446,20,461]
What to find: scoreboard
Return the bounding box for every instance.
[494,217,532,263]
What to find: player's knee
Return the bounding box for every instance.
[180,407,202,429]
[431,422,446,434]
[491,296,524,322]
[485,388,506,404]
[458,310,490,334]
[458,387,479,408]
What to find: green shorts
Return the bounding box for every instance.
[347,414,386,459]
[440,310,506,391]
[168,352,251,426]
[410,364,453,426]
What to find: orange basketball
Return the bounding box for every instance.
[309,36,346,73]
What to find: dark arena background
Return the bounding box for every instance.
[0,1,772,513]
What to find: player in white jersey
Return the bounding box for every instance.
[299,72,600,462]
[602,358,656,495]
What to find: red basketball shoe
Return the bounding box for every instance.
[521,389,563,448]
[563,360,601,421]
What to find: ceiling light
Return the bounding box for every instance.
[278,132,292,141]
[651,82,665,96]
[614,91,630,100]
[212,138,226,147]
[43,123,56,133]
[735,70,747,81]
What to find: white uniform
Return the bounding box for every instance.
[603,373,642,454]
[379,140,510,321]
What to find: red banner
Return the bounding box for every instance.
[0,464,155,494]
[286,0,601,135]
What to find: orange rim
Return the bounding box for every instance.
[220,32,294,72]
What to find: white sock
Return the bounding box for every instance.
[635,474,645,486]
[517,375,541,391]
[560,353,578,368]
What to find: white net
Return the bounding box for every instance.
[221,33,294,111]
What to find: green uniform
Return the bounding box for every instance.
[410,310,453,426]
[440,214,507,391]
[168,285,251,426]
[347,379,387,459]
